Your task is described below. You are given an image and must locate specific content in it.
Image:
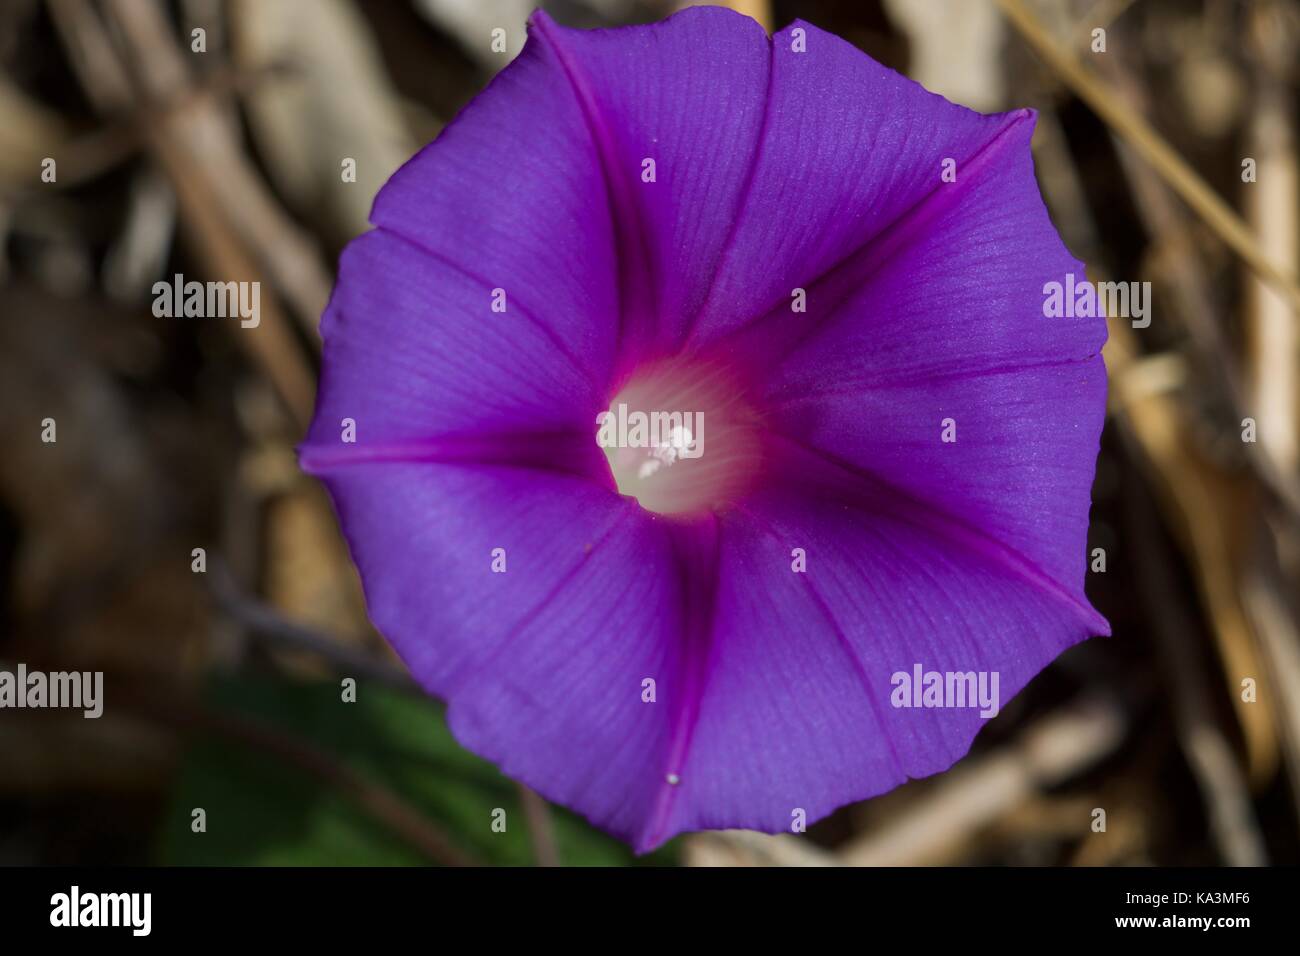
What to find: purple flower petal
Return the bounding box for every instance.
[765,359,1109,617]
[686,20,1025,350]
[302,231,606,468]
[313,461,683,845]
[758,109,1107,604]
[368,24,621,388]
[657,462,1101,843]
[526,7,771,360]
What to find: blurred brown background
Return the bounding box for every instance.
[1,0,1298,866]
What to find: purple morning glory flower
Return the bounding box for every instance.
[299,7,1109,852]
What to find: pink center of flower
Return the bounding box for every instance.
[597,357,762,516]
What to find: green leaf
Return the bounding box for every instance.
[157,675,678,866]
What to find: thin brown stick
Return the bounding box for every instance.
[996,0,1300,317]
[1243,1,1299,471]
[8,644,479,867]
[46,0,134,110]
[123,683,479,867]
[838,694,1127,866]
[47,0,317,427]
[516,784,560,867]
[1241,525,1300,828]
[208,559,417,692]
[104,0,332,342]
[1125,474,1268,866]
[1097,57,1300,523]
[1076,0,1139,43]
[1105,321,1280,784]
[684,830,837,867]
